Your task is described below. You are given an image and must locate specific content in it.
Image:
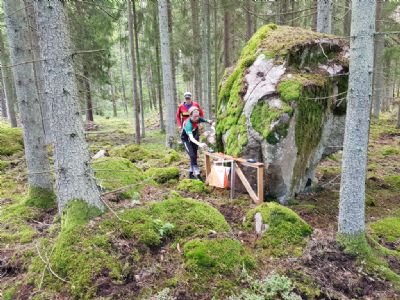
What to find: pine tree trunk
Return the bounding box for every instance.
[154,15,165,133]
[0,83,7,118]
[111,84,117,118]
[201,0,211,118]
[373,1,383,119]
[317,0,332,33]
[223,9,231,68]
[83,69,94,122]
[158,0,175,147]
[128,0,141,144]
[3,0,53,191]
[167,0,178,106]
[338,0,376,236]
[132,0,145,138]
[214,0,219,116]
[312,0,318,31]
[34,0,103,212]
[343,0,352,36]
[0,30,18,127]
[191,0,202,102]
[119,33,128,117]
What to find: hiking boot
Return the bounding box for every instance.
[189,171,195,179]
[194,174,203,182]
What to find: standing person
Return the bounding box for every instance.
[182,106,214,180]
[176,91,204,131]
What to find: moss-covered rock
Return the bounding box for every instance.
[183,238,255,275]
[93,157,145,198]
[245,202,312,256]
[177,179,210,194]
[149,196,230,240]
[25,187,56,210]
[145,167,180,184]
[0,126,23,156]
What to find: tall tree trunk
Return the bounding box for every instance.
[317,0,332,33]
[191,0,202,102]
[132,0,145,138]
[312,0,318,31]
[119,31,128,117]
[373,0,383,119]
[0,82,7,118]
[338,0,376,237]
[343,0,352,36]
[0,30,18,127]
[223,9,231,68]
[245,1,253,41]
[83,69,94,122]
[128,0,141,144]
[111,84,117,118]
[214,0,219,116]
[3,0,53,192]
[167,0,178,106]
[34,0,103,212]
[24,0,52,142]
[154,14,165,132]
[158,0,175,147]
[201,0,211,118]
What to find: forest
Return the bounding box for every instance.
[0,0,400,299]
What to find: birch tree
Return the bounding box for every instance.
[338,0,376,238]
[3,0,53,201]
[34,0,103,212]
[128,0,141,144]
[158,0,175,147]
[317,0,332,34]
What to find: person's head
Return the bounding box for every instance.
[184,92,192,103]
[188,106,200,122]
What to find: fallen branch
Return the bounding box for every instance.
[35,243,69,284]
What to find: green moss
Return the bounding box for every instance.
[177,179,210,194]
[245,202,312,256]
[61,200,102,232]
[384,175,400,191]
[183,238,255,275]
[29,201,121,299]
[149,196,230,240]
[0,126,23,155]
[381,146,400,156]
[93,157,145,198]
[25,187,56,210]
[250,100,293,144]
[370,217,400,245]
[145,167,180,184]
[277,80,303,102]
[3,284,19,300]
[109,144,158,162]
[0,160,11,171]
[0,200,38,245]
[365,194,376,207]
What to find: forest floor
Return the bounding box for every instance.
[0,113,400,300]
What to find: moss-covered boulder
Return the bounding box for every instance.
[145,167,180,184]
[216,25,349,202]
[0,126,23,156]
[93,157,145,198]
[177,179,211,194]
[245,202,312,256]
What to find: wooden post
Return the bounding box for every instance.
[205,152,211,180]
[257,166,264,204]
[230,161,235,200]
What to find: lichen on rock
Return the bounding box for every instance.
[216,25,349,202]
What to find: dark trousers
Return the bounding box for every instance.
[181,130,200,174]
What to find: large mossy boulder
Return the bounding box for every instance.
[216,25,349,202]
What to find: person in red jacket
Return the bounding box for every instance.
[176,92,204,131]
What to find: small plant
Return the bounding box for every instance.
[153,219,175,237]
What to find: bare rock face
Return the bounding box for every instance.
[216,25,349,203]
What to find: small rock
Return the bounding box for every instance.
[254,212,263,235]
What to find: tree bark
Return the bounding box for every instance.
[132,0,145,138]
[223,9,231,68]
[83,69,94,122]
[167,0,178,106]
[214,0,219,116]
[154,12,165,132]
[245,1,253,41]
[317,0,332,34]
[128,0,141,144]
[0,30,18,127]
[372,0,383,119]
[312,0,318,31]
[343,0,352,36]
[4,0,53,192]
[34,0,103,212]
[119,30,128,117]
[191,0,202,102]
[0,82,7,118]
[201,0,211,118]
[338,0,376,236]
[158,0,175,147]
